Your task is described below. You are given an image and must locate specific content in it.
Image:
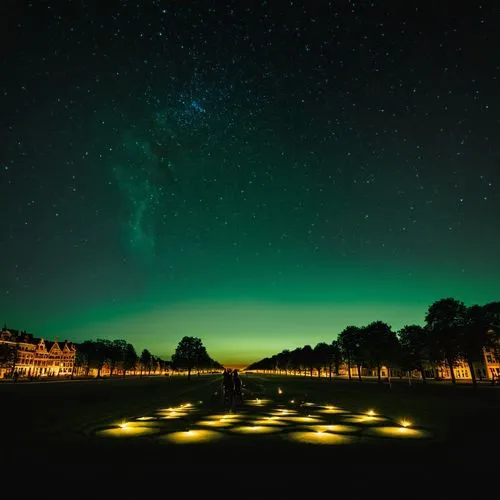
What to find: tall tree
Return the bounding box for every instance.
[460,305,494,386]
[123,343,138,376]
[425,298,467,384]
[313,342,331,378]
[363,321,400,382]
[339,326,366,381]
[398,325,430,383]
[289,348,303,375]
[139,349,152,375]
[338,326,360,381]
[172,336,205,380]
[330,340,342,377]
[299,345,315,377]
[276,350,291,375]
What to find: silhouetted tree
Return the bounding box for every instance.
[330,340,342,377]
[172,336,206,380]
[313,342,331,377]
[398,325,430,383]
[338,326,359,381]
[289,348,303,375]
[363,321,399,382]
[123,343,138,376]
[139,349,152,375]
[299,345,314,377]
[425,298,467,384]
[460,305,493,386]
[276,350,291,375]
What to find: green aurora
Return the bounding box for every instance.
[1,2,499,366]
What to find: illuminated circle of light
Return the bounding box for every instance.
[317,408,347,414]
[158,411,189,419]
[312,424,358,434]
[195,419,233,428]
[253,418,287,426]
[341,415,386,424]
[159,429,223,444]
[286,431,354,445]
[281,416,324,424]
[96,426,159,438]
[204,413,244,421]
[230,425,282,434]
[270,409,298,416]
[365,426,428,439]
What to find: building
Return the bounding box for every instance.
[0,326,76,379]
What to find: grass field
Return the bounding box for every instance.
[1,374,499,494]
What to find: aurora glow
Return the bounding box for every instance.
[1,2,498,366]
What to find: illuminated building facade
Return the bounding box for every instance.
[0,327,76,379]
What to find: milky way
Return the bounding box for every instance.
[1,1,498,364]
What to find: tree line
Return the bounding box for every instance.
[246,298,500,386]
[75,336,222,379]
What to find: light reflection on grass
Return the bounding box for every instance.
[286,431,353,445]
[230,425,282,434]
[159,429,223,444]
[96,426,159,438]
[312,424,358,434]
[366,426,427,439]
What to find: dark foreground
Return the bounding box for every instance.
[1,374,499,496]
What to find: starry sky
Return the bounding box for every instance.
[1,1,499,367]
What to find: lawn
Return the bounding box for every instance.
[1,373,498,494]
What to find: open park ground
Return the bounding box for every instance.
[2,374,500,495]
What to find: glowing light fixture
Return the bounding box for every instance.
[278,388,283,395]
[400,419,411,428]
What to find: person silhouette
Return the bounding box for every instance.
[232,369,242,406]
[222,368,234,409]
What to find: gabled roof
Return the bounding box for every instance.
[48,341,62,353]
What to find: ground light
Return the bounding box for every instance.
[312,424,357,434]
[230,425,282,434]
[160,429,223,444]
[366,426,426,439]
[95,422,159,438]
[318,406,345,414]
[195,419,233,427]
[286,431,353,445]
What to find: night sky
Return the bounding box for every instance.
[1,1,499,366]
